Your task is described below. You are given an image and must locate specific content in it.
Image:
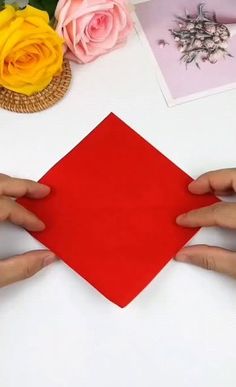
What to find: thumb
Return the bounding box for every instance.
[0,250,56,288]
[175,245,236,278]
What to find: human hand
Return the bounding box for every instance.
[0,174,56,288]
[176,169,236,277]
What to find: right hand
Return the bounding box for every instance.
[176,168,236,278]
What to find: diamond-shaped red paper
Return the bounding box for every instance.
[18,114,217,307]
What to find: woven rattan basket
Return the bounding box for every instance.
[0,59,72,113]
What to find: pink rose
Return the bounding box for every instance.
[55,0,133,64]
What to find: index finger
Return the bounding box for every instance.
[0,174,50,199]
[189,168,236,195]
[176,202,236,229]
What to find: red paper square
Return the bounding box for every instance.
[19,114,217,307]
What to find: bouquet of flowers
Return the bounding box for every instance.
[0,0,133,112]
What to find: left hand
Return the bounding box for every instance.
[0,174,56,288]
[175,169,236,278]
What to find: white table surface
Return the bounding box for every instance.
[1,25,236,387]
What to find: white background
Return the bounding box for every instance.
[0,24,236,387]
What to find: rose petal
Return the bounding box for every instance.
[56,0,133,63]
[86,12,113,42]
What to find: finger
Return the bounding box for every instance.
[189,168,236,195]
[0,197,45,231]
[0,174,50,199]
[211,191,235,197]
[0,250,56,288]
[176,202,236,229]
[175,245,236,277]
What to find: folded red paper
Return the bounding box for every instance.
[18,114,217,307]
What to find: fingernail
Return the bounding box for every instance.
[176,214,185,224]
[43,252,57,267]
[44,185,51,192]
[175,252,188,262]
[39,183,50,189]
[37,221,46,231]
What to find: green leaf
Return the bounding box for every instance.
[0,0,5,10]
[29,0,59,18]
[29,0,44,11]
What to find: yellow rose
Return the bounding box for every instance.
[0,5,64,96]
